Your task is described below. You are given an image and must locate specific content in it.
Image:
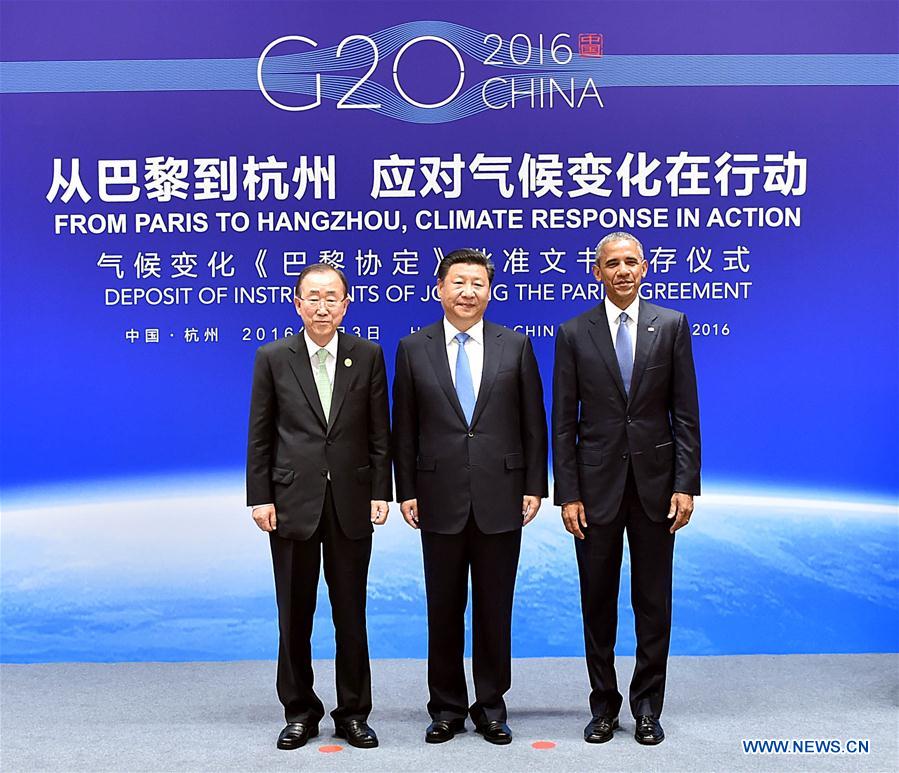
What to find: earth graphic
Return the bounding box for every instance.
[2,476,896,662]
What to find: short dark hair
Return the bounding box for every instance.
[437,249,495,283]
[595,231,645,263]
[294,263,349,298]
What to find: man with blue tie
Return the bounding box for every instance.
[552,232,701,746]
[392,249,548,745]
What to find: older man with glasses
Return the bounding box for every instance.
[247,263,391,750]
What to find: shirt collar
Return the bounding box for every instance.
[605,295,640,325]
[303,329,339,360]
[443,317,484,346]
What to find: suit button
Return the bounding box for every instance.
[465,464,471,470]
[321,469,328,477]
[622,453,629,460]
[467,431,474,438]
[327,439,333,445]
[626,416,632,424]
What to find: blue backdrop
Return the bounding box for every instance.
[1,0,897,663]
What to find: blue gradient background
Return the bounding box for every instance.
[1,1,897,663]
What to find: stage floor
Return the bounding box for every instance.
[2,654,897,772]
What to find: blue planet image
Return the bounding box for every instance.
[1,476,897,662]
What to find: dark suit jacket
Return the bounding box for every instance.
[246,331,391,540]
[552,300,700,525]
[392,320,548,535]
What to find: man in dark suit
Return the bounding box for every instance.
[392,249,548,745]
[552,232,701,746]
[246,264,391,750]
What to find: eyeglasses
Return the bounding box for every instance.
[299,297,347,310]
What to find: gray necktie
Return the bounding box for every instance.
[615,311,633,395]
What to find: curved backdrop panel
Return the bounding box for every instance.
[1,0,897,662]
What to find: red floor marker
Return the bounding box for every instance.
[318,745,343,753]
[532,740,556,750]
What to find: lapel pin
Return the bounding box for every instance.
[344,358,353,367]
[647,327,655,332]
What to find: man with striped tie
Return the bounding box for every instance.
[247,264,391,751]
[552,232,701,747]
[392,249,548,746]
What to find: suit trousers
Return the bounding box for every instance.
[269,483,373,725]
[575,466,675,720]
[420,515,522,724]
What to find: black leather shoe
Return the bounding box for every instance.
[277,722,318,749]
[634,715,665,745]
[425,718,466,743]
[335,719,379,748]
[475,720,512,745]
[584,716,619,743]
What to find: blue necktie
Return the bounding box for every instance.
[615,311,634,396]
[454,332,476,425]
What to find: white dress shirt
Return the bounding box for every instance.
[443,317,484,399]
[605,295,639,363]
[304,329,338,386]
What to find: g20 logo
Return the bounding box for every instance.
[256,34,466,112]
[256,32,581,113]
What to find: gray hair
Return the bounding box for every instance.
[294,263,349,298]
[595,232,645,262]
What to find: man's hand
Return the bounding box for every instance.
[370,500,389,525]
[252,504,277,532]
[400,499,419,529]
[522,495,542,526]
[561,500,588,540]
[667,492,694,533]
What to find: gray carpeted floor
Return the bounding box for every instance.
[2,655,897,772]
